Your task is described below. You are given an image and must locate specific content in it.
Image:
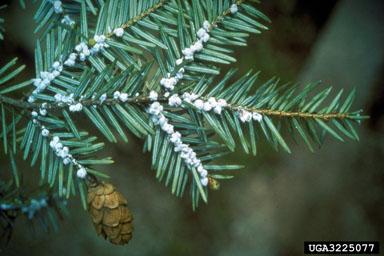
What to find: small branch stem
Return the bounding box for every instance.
[0,93,352,121]
[233,107,350,120]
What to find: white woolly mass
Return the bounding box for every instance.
[181,94,262,123]
[52,0,63,14]
[196,28,206,39]
[238,109,263,123]
[113,27,125,37]
[238,109,252,122]
[39,108,47,116]
[53,90,131,115]
[75,42,91,61]
[50,136,67,160]
[176,58,183,65]
[91,35,109,54]
[113,91,121,99]
[53,93,83,112]
[64,52,77,67]
[30,63,142,180]
[76,167,87,178]
[30,19,133,100]
[48,135,86,177]
[230,4,239,14]
[252,112,263,122]
[52,61,61,70]
[119,91,132,101]
[30,100,88,179]
[198,165,208,177]
[148,101,163,116]
[182,92,199,103]
[201,177,209,186]
[64,33,109,68]
[28,96,36,103]
[69,103,83,112]
[41,128,49,137]
[99,93,107,103]
[203,101,213,112]
[63,158,71,165]
[193,99,204,110]
[31,111,38,118]
[148,101,209,186]
[190,40,203,52]
[61,15,75,26]
[203,20,210,31]
[201,33,210,43]
[213,105,223,115]
[175,71,183,80]
[196,25,210,43]
[29,61,64,102]
[191,97,227,112]
[168,94,182,107]
[119,92,129,102]
[182,36,207,60]
[159,70,184,90]
[149,91,158,101]
[160,77,178,91]
[160,77,177,90]
[54,90,131,113]
[159,20,213,91]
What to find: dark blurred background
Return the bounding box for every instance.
[1,0,384,255]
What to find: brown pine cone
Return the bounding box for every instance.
[87,182,133,245]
